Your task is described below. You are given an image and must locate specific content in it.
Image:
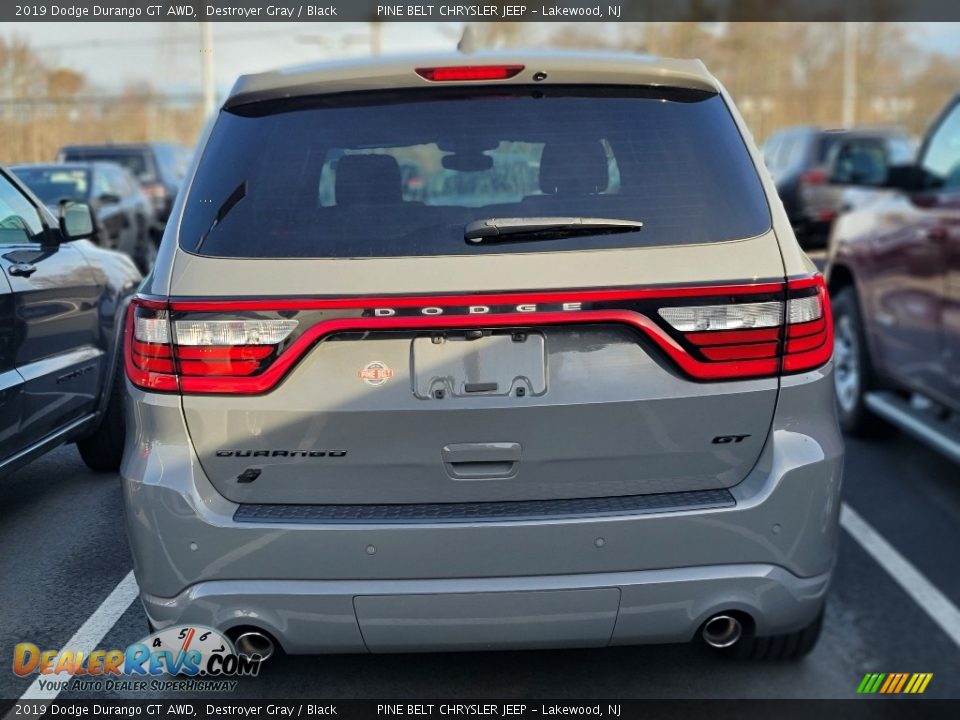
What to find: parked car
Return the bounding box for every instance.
[123,53,841,661]
[761,127,911,249]
[805,131,915,242]
[0,166,141,478]
[826,94,960,463]
[57,143,190,234]
[11,162,157,274]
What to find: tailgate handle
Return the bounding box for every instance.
[442,442,521,480]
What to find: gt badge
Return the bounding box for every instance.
[358,361,394,387]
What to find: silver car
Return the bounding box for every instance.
[122,52,842,660]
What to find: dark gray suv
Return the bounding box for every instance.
[0,167,140,477]
[121,53,842,660]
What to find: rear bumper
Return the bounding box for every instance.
[141,564,831,654]
[122,366,843,653]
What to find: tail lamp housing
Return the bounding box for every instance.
[124,275,832,395]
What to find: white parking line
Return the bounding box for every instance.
[14,570,139,705]
[841,502,960,648]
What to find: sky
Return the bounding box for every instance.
[3,22,459,97]
[3,22,959,100]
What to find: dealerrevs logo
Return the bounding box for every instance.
[13,625,265,692]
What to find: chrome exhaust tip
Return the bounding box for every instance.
[233,631,275,660]
[702,614,743,649]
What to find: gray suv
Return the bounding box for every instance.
[122,53,842,660]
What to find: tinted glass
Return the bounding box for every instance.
[0,174,46,245]
[922,102,960,191]
[817,134,846,163]
[886,137,915,165]
[155,145,190,183]
[761,135,782,170]
[182,88,771,259]
[11,167,90,206]
[777,134,804,170]
[94,168,114,197]
[62,149,154,181]
[831,139,889,186]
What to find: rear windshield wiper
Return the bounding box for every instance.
[195,181,247,251]
[464,217,643,245]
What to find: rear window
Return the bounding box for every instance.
[155,145,190,183]
[182,87,770,258]
[817,134,848,163]
[12,167,90,205]
[62,149,154,181]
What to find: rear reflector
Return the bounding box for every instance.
[416,65,524,82]
[124,275,833,394]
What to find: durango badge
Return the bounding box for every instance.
[359,361,395,387]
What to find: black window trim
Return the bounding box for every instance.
[0,168,57,247]
[918,94,960,193]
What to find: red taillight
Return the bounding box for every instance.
[656,275,832,378]
[125,299,296,393]
[141,183,166,200]
[415,65,524,82]
[125,301,178,392]
[780,276,833,373]
[801,169,827,185]
[124,277,833,395]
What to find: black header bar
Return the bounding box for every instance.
[6,1,960,23]
[2,700,960,720]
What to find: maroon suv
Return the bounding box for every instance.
[826,95,960,462]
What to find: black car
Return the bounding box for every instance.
[12,162,157,273]
[57,143,190,232]
[0,166,140,477]
[761,126,912,248]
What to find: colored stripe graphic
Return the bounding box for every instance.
[857,673,932,694]
[893,674,909,693]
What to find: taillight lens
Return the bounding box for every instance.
[126,302,178,391]
[174,319,297,347]
[656,275,832,377]
[125,299,298,392]
[658,301,784,332]
[801,168,827,185]
[781,276,833,373]
[124,276,832,394]
[142,183,166,201]
[415,65,524,82]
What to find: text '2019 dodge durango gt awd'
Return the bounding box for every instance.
[122,53,843,660]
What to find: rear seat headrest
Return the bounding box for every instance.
[335,154,403,205]
[539,140,609,196]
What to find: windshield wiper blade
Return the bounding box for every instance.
[464,217,643,245]
[195,181,247,251]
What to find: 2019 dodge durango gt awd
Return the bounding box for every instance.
[121,53,843,660]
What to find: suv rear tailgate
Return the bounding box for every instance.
[173,235,783,505]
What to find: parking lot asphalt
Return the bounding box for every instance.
[1,425,958,701]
